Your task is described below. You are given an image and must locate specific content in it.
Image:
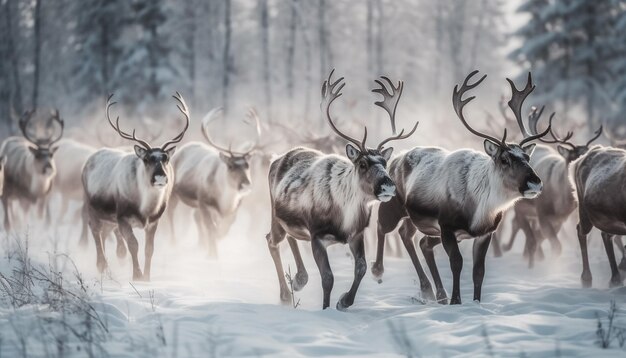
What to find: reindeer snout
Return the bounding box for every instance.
[376,178,396,202]
[153,175,168,187]
[521,175,543,199]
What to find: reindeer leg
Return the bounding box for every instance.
[613,236,626,273]
[113,227,126,259]
[193,209,208,249]
[440,227,463,305]
[118,218,143,280]
[337,235,366,311]
[576,210,593,288]
[166,194,179,245]
[372,197,404,283]
[419,236,447,304]
[518,217,537,268]
[502,214,521,252]
[312,234,334,310]
[600,232,623,288]
[266,219,290,303]
[371,223,387,283]
[2,196,11,232]
[88,209,107,273]
[79,203,90,248]
[398,220,435,301]
[142,222,158,281]
[472,233,492,302]
[287,236,308,291]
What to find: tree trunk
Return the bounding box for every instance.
[185,0,197,103]
[366,0,373,77]
[286,0,298,119]
[32,0,42,108]
[375,0,384,75]
[222,0,232,114]
[5,0,23,116]
[259,0,272,120]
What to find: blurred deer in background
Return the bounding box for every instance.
[499,109,602,267]
[82,93,189,280]
[0,109,64,231]
[266,70,418,309]
[166,107,262,257]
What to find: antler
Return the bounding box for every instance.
[452,70,507,146]
[585,125,603,147]
[161,92,190,150]
[506,73,535,138]
[105,94,151,149]
[201,107,260,156]
[241,107,262,155]
[18,109,38,145]
[372,76,418,150]
[372,76,403,134]
[321,69,367,152]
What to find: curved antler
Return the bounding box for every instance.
[105,94,151,149]
[506,72,535,138]
[372,75,419,150]
[453,70,506,146]
[321,69,367,152]
[240,107,262,155]
[161,92,190,150]
[201,107,260,156]
[372,76,403,134]
[585,125,603,147]
[527,106,572,145]
[18,109,38,145]
[44,109,64,147]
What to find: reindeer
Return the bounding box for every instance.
[601,124,626,273]
[82,93,189,280]
[0,109,64,231]
[166,107,262,256]
[500,111,602,267]
[569,140,626,288]
[266,71,418,309]
[371,71,550,304]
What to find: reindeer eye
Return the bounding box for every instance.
[500,157,508,166]
[359,161,367,170]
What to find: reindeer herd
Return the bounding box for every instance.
[0,70,625,310]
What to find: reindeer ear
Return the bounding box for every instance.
[381,147,393,161]
[556,145,571,158]
[483,139,500,158]
[345,143,361,163]
[134,145,148,159]
[165,146,176,158]
[522,143,536,157]
[50,146,59,155]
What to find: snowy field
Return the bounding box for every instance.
[1,210,625,358]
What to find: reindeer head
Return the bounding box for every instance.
[321,70,419,202]
[19,109,64,177]
[453,71,552,199]
[106,93,190,187]
[528,108,603,164]
[201,107,263,193]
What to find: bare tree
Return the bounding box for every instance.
[5,0,24,116]
[259,0,272,120]
[285,0,298,119]
[32,0,42,108]
[222,0,232,114]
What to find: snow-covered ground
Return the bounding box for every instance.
[1,210,625,357]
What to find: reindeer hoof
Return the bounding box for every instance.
[96,258,108,273]
[436,289,448,305]
[581,274,592,288]
[609,276,623,288]
[336,293,352,311]
[370,262,384,284]
[449,296,462,305]
[293,271,308,292]
[279,289,291,304]
[133,271,145,281]
[618,258,626,273]
[421,285,436,302]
